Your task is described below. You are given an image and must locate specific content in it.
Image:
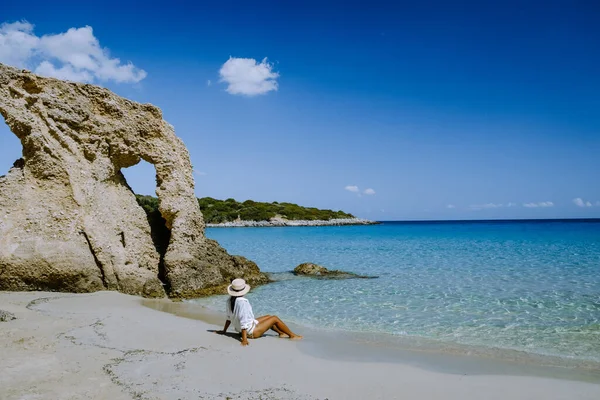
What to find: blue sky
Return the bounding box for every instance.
[1,0,599,220]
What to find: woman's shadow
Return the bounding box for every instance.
[207,329,274,341]
[206,329,239,340]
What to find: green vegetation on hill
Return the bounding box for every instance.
[135,195,355,224]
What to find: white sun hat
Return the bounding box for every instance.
[227,278,251,297]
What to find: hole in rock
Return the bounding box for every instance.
[122,160,172,292]
[0,117,24,176]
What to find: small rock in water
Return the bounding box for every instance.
[293,263,329,276]
[0,310,16,322]
[293,263,377,279]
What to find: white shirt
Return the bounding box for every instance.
[226,297,258,334]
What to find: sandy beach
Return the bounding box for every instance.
[1,291,599,400]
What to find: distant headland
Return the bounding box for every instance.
[136,195,378,227]
[206,217,377,227]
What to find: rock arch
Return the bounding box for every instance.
[0,63,267,297]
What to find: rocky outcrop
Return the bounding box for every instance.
[169,239,270,298]
[293,263,377,279]
[0,63,267,298]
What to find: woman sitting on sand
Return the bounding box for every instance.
[216,278,302,346]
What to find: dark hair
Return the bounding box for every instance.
[229,296,238,314]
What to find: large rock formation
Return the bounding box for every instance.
[0,63,268,298]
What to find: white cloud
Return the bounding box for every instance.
[523,201,554,208]
[469,203,504,210]
[219,57,279,96]
[506,202,517,207]
[446,204,455,209]
[0,21,38,68]
[193,170,207,177]
[207,79,212,86]
[345,185,359,193]
[0,21,146,84]
[363,188,376,195]
[35,60,93,82]
[573,198,593,207]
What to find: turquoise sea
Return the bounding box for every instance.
[196,220,600,364]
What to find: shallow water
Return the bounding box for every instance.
[195,220,600,364]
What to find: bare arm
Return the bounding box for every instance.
[240,329,249,346]
[216,320,231,335]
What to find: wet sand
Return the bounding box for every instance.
[143,298,600,383]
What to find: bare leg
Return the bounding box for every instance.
[256,315,288,337]
[251,316,302,340]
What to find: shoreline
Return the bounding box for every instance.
[206,217,379,228]
[144,298,600,383]
[2,290,600,399]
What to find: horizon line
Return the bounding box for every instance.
[375,217,600,223]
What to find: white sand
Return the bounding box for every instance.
[1,291,599,400]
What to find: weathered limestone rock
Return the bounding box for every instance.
[293,263,329,276]
[293,263,377,279]
[172,239,269,298]
[0,63,267,298]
